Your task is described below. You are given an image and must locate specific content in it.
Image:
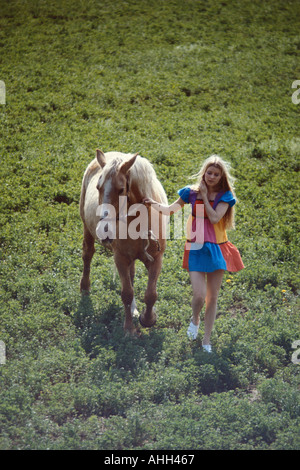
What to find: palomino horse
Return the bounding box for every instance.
[79,149,168,333]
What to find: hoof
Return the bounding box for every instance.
[139,313,156,328]
[124,327,137,336]
[80,279,90,294]
[131,298,139,318]
[80,289,90,296]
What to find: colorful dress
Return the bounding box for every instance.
[178,186,244,273]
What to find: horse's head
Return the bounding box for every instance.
[96,149,138,244]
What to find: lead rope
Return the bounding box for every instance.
[143,229,161,262]
[142,202,161,262]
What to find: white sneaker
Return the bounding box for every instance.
[187,321,199,340]
[202,344,212,353]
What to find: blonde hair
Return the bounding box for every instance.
[190,155,236,229]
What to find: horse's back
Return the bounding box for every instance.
[80,158,101,237]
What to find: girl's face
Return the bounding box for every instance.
[204,165,222,189]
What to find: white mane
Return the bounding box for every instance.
[100,152,167,204]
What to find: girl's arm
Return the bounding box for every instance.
[199,181,229,224]
[143,197,185,216]
[203,198,229,224]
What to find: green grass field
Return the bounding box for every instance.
[0,0,299,450]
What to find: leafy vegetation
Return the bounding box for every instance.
[0,0,299,450]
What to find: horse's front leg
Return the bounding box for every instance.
[139,254,163,328]
[130,261,139,317]
[115,253,135,334]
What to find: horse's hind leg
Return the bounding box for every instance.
[80,224,95,293]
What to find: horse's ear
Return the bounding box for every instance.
[120,153,139,175]
[96,149,106,168]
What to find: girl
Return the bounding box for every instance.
[143,155,244,352]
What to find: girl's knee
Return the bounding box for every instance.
[193,292,206,306]
[205,294,219,308]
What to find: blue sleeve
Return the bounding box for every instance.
[177,186,191,203]
[219,191,236,207]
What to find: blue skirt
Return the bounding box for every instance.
[183,242,227,272]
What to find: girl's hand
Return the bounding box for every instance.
[143,197,156,206]
[199,180,208,198]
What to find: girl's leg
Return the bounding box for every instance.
[203,269,224,345]
[189,271,206,325]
